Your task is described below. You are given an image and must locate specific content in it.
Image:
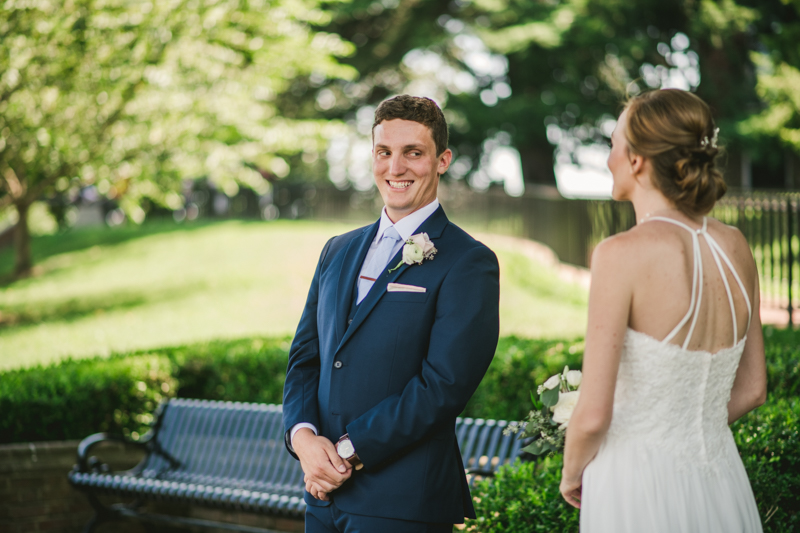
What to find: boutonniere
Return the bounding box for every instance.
[388,233,437,272]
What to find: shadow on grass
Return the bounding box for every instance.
[0,218,268,284]
[0,280,210,329]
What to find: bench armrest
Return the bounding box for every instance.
[75,432,148,473]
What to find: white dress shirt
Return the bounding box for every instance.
[289,199,440,449]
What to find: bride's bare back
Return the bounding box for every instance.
[621,216,757,354]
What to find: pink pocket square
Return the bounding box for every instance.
[387,283,426,293]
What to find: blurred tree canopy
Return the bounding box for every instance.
[298,0,797,189]
[0,0,355,275]
[738,0,800,157]
[2,0,799,276]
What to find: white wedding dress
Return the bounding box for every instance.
[580,217,763,532]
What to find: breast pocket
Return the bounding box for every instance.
[382,291,429,303]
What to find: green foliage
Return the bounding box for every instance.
[466,458,579,533]
[734,398,800,532]
[762,325,800,399]
[168,337,291,404]
[463,336,584,421]
[0,0,356,273]
[737,2,800,153]
[0,354,175,443]
[0,336,291,444]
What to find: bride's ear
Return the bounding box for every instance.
[629,152,646,178]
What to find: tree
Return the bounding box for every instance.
[297,0,773,189]
[0,0,355,276]
[737,0,800,179]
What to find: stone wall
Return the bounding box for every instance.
[0,440,304,533]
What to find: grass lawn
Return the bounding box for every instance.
[0,219,588,370]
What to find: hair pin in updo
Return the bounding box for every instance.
[700,127,719,149]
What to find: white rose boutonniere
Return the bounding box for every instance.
[388,233,437,272]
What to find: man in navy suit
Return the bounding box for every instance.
[283,95,500,532]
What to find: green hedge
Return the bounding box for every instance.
[462,337,585,421]
[0,337,291,444]
[0,355,175,443]
[763,326,800,398]
[466,457,579,533]
[1,328,797,441]
[734,397,800,531]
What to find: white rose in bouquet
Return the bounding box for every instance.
[551,390,580,429]
[565,370,582,388]
[543,374,561,390]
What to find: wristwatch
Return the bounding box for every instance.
[336,434,363,470]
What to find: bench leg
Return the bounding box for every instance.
[81,492,115,533]
[81,491,142,533]
[82,513,103,533]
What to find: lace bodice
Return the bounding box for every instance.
[604,217,752,474]
[605,329,744,473]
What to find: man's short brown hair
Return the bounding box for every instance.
[372,95,449,156]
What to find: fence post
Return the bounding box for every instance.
[788,199,794,327]
[786,198,794,328]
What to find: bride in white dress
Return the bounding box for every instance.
[560,89,767,532]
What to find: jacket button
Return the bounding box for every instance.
[348,319,353,324]
[334,361,343,369]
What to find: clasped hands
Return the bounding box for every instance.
[293,428,354,501]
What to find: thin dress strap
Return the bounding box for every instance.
[643,216,751,349]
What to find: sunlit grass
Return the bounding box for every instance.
[0,219,588,370]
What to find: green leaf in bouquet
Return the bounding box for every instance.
[530,390,543,410]
[541,386,560,408]
[522,440,546,455]
[541,441,558,454]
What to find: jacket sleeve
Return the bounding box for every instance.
[282,237,333,458]
[345,244,500,468]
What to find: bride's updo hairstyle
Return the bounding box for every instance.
[624,89,726,216]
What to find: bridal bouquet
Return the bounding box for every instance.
[503,366,582,456]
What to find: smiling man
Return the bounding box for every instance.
[283,95,500,532]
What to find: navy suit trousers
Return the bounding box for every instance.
[305,500,452,533]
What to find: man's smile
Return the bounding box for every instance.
[387,180,413,190]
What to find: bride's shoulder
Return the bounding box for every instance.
[706,217,747,243]
[706,217,756,267]
[591,228,652,270]
[591,223,684,275]
[595,222,675,253]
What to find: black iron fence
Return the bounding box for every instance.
[290,184,798,323]
[713,193,800,324]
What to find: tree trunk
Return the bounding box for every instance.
[13,201,32,277]
[518,144,557,186]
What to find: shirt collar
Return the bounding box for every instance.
[376,199,440,243]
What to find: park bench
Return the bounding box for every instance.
[69,398,524,533]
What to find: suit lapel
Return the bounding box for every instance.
[336,206,449,353]
[334,221,379,345]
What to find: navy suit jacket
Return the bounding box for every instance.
[282,206,500,524]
